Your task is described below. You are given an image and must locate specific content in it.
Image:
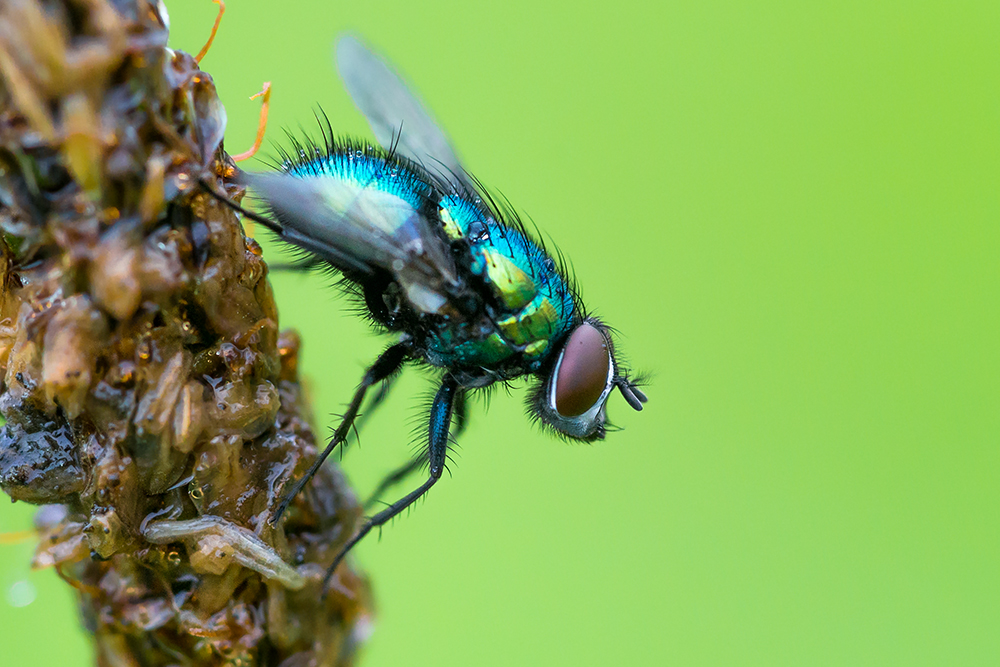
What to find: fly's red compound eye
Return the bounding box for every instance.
[553,322,612,417]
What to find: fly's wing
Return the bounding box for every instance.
[336,35,472,192]
[239,36,481,318]
[237,170,461,317]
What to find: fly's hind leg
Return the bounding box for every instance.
[363,459,423,511]
[324,375,459,591]
[270,343,409,525]
[363,389,466,509]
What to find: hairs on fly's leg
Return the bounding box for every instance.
[359,379,463,518]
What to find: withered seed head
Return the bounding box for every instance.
[0,2,372,664]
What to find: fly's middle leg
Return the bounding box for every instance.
[323,374,459,592]
[270,342,408,525]
[363,389,466,509]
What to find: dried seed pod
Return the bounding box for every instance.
[0,2,372,665]
[40,294,108,418]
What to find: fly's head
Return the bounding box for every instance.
[531,318,647,441]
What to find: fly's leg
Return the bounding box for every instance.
[363,390,466,509]
[345,373,399,451]
[363,458,422,510]
[323,375,459,591]
[270,343,408,525]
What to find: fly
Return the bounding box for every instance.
[205,35,647,589]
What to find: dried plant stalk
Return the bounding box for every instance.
[0,1,372,665]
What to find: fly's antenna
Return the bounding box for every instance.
[615,378,648,411]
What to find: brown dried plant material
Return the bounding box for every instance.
[0,1,372,665]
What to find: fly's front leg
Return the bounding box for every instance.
[270,343,408,525]
[323,374,459,591]
[345,371,400,451]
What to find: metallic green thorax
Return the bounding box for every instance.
[425,194,577,372]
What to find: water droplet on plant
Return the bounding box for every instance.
[6,580,36,608]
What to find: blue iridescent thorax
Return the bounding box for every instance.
[424,193,578,372]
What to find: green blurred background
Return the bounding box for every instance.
[2,0,998,664]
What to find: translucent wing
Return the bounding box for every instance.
[336,34,470,191]
[237,36,484,318]
[236,166,462,317]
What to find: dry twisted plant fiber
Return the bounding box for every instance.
[0,1,372,664]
